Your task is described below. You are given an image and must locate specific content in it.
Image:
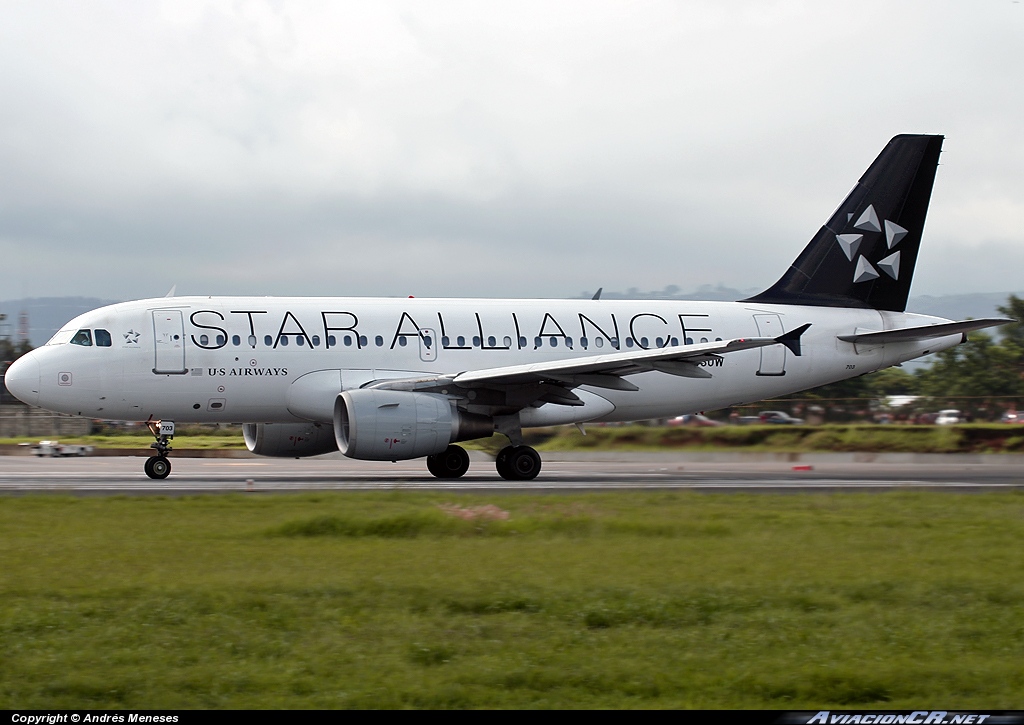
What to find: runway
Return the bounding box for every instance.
[1,453,1022,494]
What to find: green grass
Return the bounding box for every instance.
[1,492,1023,708]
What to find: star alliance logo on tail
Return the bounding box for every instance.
[835,204,907,283]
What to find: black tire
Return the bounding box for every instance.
[496,445,541,481]
[146,456,171,480]
[508,446,541,480]
[495,445,514,480]
[427,445,470,478]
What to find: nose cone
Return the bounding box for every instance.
[4,354,40,406]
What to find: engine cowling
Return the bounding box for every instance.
[334,389,493,461]
[243,422,338,457]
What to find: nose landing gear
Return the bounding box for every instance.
[144,420,174,480]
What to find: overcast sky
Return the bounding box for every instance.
[1,0,1022,303]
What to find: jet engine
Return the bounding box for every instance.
[334,389,493,460]
[243,422,338,457]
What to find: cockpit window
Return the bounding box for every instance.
[70,329,93,346]
[95,329,112,347]
[46,329,76,346]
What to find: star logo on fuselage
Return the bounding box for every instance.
[836,204,907,283]
[124,329,140,344]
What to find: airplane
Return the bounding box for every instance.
[3,134,1011,481]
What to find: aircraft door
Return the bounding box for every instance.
[752,313,786,376]
[152,310,187,374]
[419,328,437,362]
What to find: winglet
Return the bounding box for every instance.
[776,323,811,356]
[592,287,603,301]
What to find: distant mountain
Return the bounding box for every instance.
[905,293,1021,322]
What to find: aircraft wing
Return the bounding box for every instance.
[369,325,810,401]
[837,318,1011,344]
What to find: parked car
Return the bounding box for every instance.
[935,409,962,425]
[32,440,94,457]
[1001,411,1024,424]
[667,414,724,427]
[757,410,805,425]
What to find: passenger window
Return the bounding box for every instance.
[640,337,649,348]
[457,336,466,347]
[519,337,527,348]
[199,334,209,346]
[343,335,351,346]
[550,338,558,348]
[312,335,321,347]
[398,337,408,347]
[248,335,257,347]
[671,337,679,346]
[473,336,481,347]
[503,336,511,348]
[596,338,604,348]
[375,336,384,347]
[296,336,305,347]
[280,336,289,347]
[329,335,337,347]
[655,337,664,347]
[424,336,433,348]
[94,329,112,347]
[487,336,496,347]
[534,337,542,348]
[566,338,573,349]
[216,334,226,346]
[685,337,693,345]
[581,337,588,349]
[359,336,367,347]
[232,335,241,346]
[625,338,634,348]
[700,337,708,343]
[70,329,92,346]
[264,335,273,346]
[442,336,450,346]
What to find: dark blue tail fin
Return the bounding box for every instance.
[744,134,943,312]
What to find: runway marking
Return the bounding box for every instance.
[2,457,1021,493]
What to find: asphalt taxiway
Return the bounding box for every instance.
[1,452,1022,495]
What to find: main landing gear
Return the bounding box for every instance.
[495,445,542,481]
[426,445,471,479]
[144,420,174,480]
[423,443,543,480]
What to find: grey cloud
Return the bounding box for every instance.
[1,0,1022,301]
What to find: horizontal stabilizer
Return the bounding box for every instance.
[776,323,811,356]
[837,318,1012,344]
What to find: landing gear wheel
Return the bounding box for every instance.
[145,456,171,480]
[495,445,541,481]
[144,420,174,480]
[426,445,470,479]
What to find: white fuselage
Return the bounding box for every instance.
[12,296,958,426]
